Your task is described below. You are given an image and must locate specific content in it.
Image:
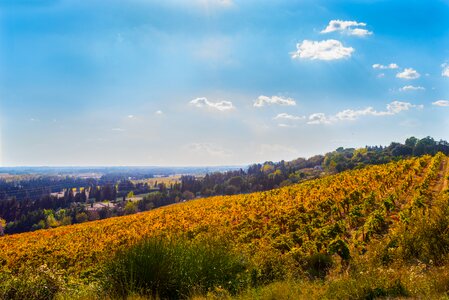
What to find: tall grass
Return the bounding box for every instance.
[102,236,247,299]
[0,266,62,300]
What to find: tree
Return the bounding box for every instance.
[182,190,195,200]
[75,212,88,223]
[414,136,437,156]
[124,201,138,215]
[405,136,418,148]
[0,218,6,236]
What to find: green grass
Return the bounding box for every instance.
[102,236,248,299]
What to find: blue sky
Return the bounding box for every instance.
[0,0,448,166]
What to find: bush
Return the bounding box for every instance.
[389,198,449,265]
[103,236,247,299]
[327,275,408,300]
[301,253,333,280]
[0,267,62,300]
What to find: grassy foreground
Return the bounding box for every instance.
[1,154,449,299]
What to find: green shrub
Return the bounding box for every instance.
[0,267,62,300]
[391,198,449,265]
[302,253,333,280]
[102,236,247,299]
[327,276,408,300]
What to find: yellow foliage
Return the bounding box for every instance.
[0,154,447,280]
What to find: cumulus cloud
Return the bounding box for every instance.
[308,113,332,125]
[372,63,399,70]
[189,97,235,112]
[396,68,420,80]
[291,39,354,61]
[399,85,425,92]
[432,100,449,107]
[273,113,305,121]
[254,95,296,107]
[307,101,422,125]
[442,63,449,77]
[321,20,372,37]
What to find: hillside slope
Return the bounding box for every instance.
[0,154,448,281]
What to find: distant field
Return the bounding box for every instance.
[131,174,202,187]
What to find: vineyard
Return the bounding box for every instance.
[1,153,449,298]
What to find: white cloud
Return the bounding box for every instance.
[349,28,372,37]
[308,113,332,125]
[321,20,372,37]
[112,128,125,132]
[432,100,449,107]
[372,63,399,70]
[291,39,354,61]
[184,142,232,158]
[442,63,449,77]
[273,113,305,121]
[254,95,296,107]
[155,110,164,115]
[307,101,422,125]
[396,68,420,80]
[189,97,235,112]
[127,115,135,119]
[385,101,423,114]
[335,107,378,120]
[399,85,425,92]
[277,123,296,128]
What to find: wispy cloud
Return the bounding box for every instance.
[442,63,449,77]
[372,63,399,70]
[273,113,305,120]
[308,113,332,125]
[155,110,164,115]
[254,95,296,107]
[321,20,372,37]
[432,100,449,107]
[396,68,420,80]
[189,97,235,112]
[184,142,232,158]
[277,123,296,128]
[291,39,354,61]
[307,101,423,125]
[399,85,425,92]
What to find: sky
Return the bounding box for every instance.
[0,0,448,166]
